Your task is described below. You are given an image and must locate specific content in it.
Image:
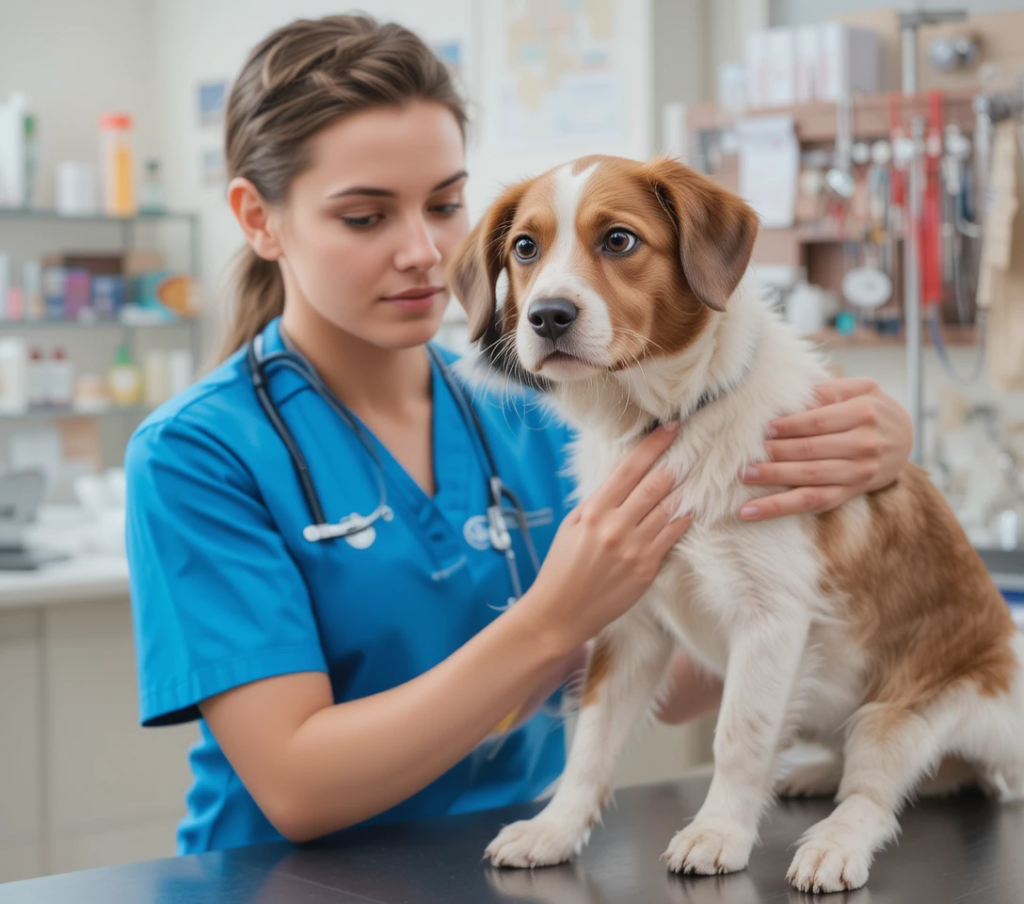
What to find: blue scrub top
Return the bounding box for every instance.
[125,317,577,855]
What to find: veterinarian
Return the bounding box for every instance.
[125,14,914,855]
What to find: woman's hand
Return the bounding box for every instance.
[738,378,913,521]
[523,423,692,656]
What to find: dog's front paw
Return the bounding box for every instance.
[485,818,587,869]
[775,759,842,799]
[662,820,753,875]
[787,839,869,893]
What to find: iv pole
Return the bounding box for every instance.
[899,10,966,465]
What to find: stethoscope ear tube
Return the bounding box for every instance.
[248,339,328,527]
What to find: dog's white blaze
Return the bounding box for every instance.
[516,163,615,370]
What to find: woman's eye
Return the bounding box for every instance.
[431,202,464,216]
[513,236,539,262]
[341,214,382,229]
[603,229,639,254]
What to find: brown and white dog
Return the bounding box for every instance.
[449,155,1024,893]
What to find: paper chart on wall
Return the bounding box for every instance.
[494,0,624,153]
[736,115,799,229]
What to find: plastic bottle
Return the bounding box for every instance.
[99,113,136,217]
[23,112,38,209]
[0,337,29,414]
[143,349,168,406]
[23,260,43,320]
[27,345,48,407]
[49,346,74,407]
[0,251,8,320]
[107,344,142,406]
[139,159,166,214]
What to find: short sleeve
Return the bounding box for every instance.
[125,416,327,727]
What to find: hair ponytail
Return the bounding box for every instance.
[218,247,285,360]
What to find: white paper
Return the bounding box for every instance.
[736,115,799,229]
[494,0,624,152]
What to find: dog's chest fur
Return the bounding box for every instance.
[553,287,869,736]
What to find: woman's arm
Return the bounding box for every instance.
[201,424,692,843]
[738,378,913,521]
[654,651,723,725]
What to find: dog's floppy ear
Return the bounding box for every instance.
[448,180,530,343]
[648,157,759,312]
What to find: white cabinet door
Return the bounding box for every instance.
[0,611,43,883]
[44,598,197,875]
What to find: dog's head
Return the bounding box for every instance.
[449,156,759,383]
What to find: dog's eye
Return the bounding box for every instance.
[513,236,539,263]
[603,229,638,254]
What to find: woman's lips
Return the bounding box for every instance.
[382,286,444,313]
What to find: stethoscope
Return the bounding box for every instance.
[247,335,540,603]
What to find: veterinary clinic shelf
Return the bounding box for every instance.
[811,325,977,349]
[0,318,194,330]
[0,208,198,225]
[0,405,153,420]
[687,87,977,143]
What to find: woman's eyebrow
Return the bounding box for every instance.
[327,170,468,200]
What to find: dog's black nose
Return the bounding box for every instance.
[528,298,577,343]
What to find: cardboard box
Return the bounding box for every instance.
[765,28,797,108]
[747,28,797,109]
[123,250,166,276]
[816,24,884,101]
[795,26,820,103]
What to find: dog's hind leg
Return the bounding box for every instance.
[485,617,673,868]
[787,701,949,894]
[956,634,1024,803]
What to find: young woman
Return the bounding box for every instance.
[126,14,913,855]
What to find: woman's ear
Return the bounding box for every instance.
[447,180,530,343]
[228,177,283,262]
[646,157,760,312]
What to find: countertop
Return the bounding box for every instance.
[0,506,128,609]
[1,773,1022,903]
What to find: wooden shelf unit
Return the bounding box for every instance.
[687,88,982,337]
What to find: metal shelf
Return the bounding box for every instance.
[0,318,195,330]
[0,208,198,225]
[0,405,153,421]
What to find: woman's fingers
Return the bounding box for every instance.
[585,422,679,512]
[739,486,848,521]
[650,511,694,555]
[742,458,877,489]
[762,427,880,464]
[767,397,877,441]
[811,377,880,406]
[618,467,680,528]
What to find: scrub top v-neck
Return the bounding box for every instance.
[126,317,577,854]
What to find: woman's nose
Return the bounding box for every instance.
[395,215,443,271]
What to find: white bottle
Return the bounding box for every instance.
[0,336,29,414]
[785,281,825,336]
[0,251,9,320]
[143,349,169,406]
[48,346,74,407]
[27,345,48,407]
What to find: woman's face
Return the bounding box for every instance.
[273,101,469,350]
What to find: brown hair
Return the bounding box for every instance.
[218,14,468,360]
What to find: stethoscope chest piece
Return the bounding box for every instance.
[345,525,377,550]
